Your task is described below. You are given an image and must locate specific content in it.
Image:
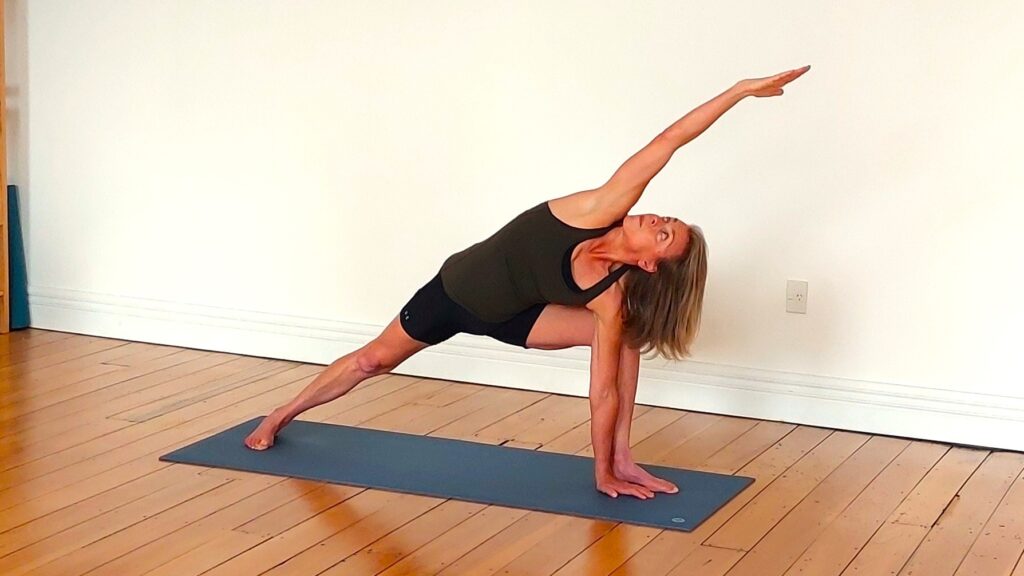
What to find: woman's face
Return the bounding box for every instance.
[625,213,690,272]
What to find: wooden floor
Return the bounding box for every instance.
[2,329,1024,576]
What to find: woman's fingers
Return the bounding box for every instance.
[596,477,656,499]
[621,480,655,499]
[782,65,811,84]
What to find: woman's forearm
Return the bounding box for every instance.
[612,344,641,460]
[590,395,620,480]
[660,83,750,147]
[589,311,623,480]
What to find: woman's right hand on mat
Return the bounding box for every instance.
[596,474,656,500]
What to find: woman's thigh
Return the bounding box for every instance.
[523,304,594,350]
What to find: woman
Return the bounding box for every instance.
[245,65,810,500]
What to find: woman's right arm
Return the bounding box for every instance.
[587,291,654,499]
[588,305,623,484]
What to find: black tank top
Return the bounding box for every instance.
[439,201,635,323]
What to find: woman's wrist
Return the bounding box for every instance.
[730,81,753,99]
[594,465,616,482]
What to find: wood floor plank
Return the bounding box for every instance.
[0,471,229,576]
[0,349,223,431]
[412,381,487,406]
[841,521,932,576]
[1,354,288,467]
[29,473,285,576]
[892,446,993,527]
[0,334,118,371]
[551,523,663,576]
[1013,553,1024,575]
[0,363,320,493]
[508,395,593,445]
[140,528,269,576]
[1,416,136,470]
[539,404,664,457]
[722,436,912,575]
[899,452,1024,576]
[473,394,582,443]
[608,425,832,576]
[372,385,522,437]
[263,498,476,576]
[955,466,1024,575]
[436,513,580,576]
[0,452,179,532]
[703,430,870,551]
[0,464,204,557]
[110,358,295,422]
[700,420,799,473]
[320,379,452,426]
[426,387,550,441]
[781,441,950,576]
[839,446,992,575]
[0,336,130,384]
[9,341,164,399]
[0,328,75,354]
[666,545,745,576]
[84,477,325,576]
[194,490,445,576]
[472,516,618,576]
[627,411,722,464]
[0,364,321,518]
[233,482,367,538]
[373,505,533,576]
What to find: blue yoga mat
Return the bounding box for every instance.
[160,417,754,532]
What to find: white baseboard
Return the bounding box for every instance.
[28,285,1024,452]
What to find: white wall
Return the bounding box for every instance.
[8,1,1024,449]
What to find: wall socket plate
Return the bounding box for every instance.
[787,280,808,314]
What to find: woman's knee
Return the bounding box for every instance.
[355,341,409,376]
[355,319,431,375]
[355,348,388,375]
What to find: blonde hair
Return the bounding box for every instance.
[621,224,708,361]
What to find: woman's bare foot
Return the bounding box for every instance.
[244,408,292,450]
[614,460,679,494]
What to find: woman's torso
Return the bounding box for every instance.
[438,201,633,323]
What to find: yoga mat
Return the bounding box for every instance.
[160,417,754,532]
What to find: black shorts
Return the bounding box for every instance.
[399,272,546,348]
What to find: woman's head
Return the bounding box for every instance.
[620,217,707,361]
[622,213,691,272]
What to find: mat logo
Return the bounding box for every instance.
[671,517,686,524]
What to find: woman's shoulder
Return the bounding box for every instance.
[547,191,628,229]
[585,280,625,321]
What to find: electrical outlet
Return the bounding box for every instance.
[786,280,808,314]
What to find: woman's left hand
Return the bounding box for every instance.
[737,65,811,97]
